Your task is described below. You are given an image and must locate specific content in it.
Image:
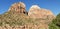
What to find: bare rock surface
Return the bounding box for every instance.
[9,2,27,14]
[0,2,56,29]
[28,5,55,29]
[28,5,55,19]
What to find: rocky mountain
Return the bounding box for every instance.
[28,5,55,23]
[28,5,55,18]
[9,2,27,14]
[0,2,55,29]
[28,5,55,29]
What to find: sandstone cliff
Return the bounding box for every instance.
[0,2,55,29]
[9,2,27,14]
[28,5,55,19]
[28,5,55,29]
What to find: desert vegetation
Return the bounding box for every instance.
[49,13,60,29]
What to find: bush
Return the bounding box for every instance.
[49,13,60,29]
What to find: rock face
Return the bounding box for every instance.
[7,2,55,29]
[28,5,55,29]
[28,5,55,19]
[28,5,55,24]
[9,2,27,14]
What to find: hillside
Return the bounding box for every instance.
[0,11,48,29]
[0,2,55,29]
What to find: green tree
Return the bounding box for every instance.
[49,13,60,29]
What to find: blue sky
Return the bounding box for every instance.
[0,0,60,15]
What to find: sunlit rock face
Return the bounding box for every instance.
[9,2,27,14]
[7,2,56,29]
[28,5,55,19]
[28,5,41,17]
[28,5,55,29]
[28,5,55,23]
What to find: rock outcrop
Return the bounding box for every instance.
[9,2,27,14]
[28,5,55,19]
[28,5,55,29]
[3,2,55,29]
